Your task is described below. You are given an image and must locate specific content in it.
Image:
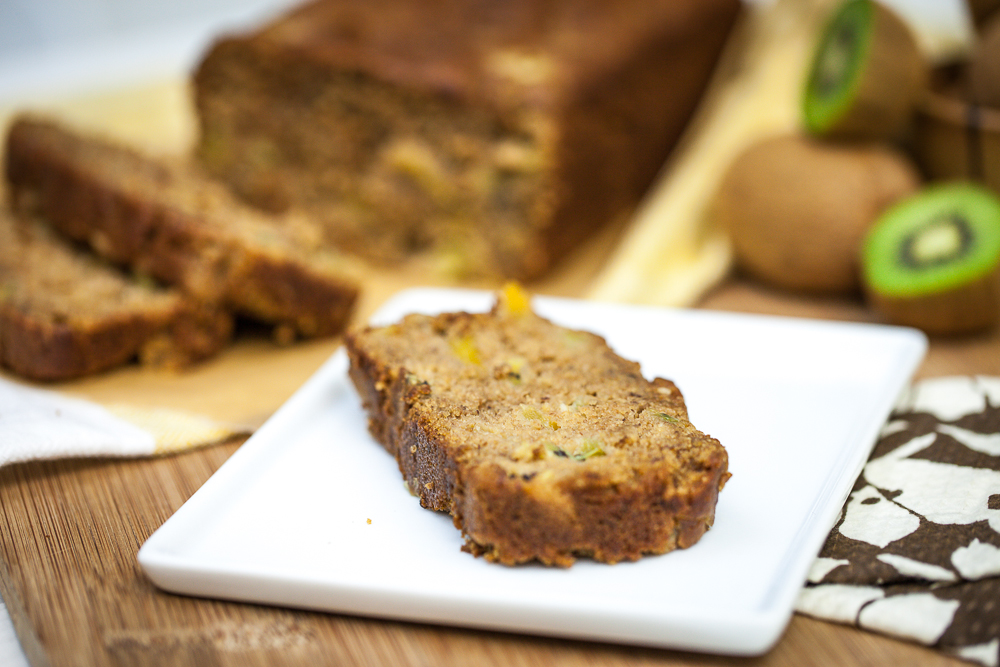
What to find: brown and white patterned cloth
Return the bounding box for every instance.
[798,376,1000,667]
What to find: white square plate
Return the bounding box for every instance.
[138,288,927,655]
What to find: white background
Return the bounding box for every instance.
[0,0,303,105]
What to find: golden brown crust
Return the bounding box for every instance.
[5,116,360,341]
[0,212,233,381]
[345,294,729,566]
[193,0,741,278]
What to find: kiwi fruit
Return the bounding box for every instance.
[969,11,1000,108]
[861,182,1000,334]
[802,0,927,141]
[716,133,921,293]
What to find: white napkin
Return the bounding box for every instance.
[0,377,252,467]
[0,595,28,667]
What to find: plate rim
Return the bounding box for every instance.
[138,287,928,656]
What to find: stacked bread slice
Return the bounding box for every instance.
[0,116,362,380]
[0,210,233,380]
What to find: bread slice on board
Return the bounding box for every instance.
[0,210,233,381]
[5,116,361,342]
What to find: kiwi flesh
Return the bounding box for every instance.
[862,182,1000,334]
[716,133,921,293]
[802,0,927,141]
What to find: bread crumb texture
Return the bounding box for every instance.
[345,288,729,566]
[0,211,233,380]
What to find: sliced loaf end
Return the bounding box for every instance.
[0,211,233,381]
[4,115,360,342]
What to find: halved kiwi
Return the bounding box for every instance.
[862,182,1000,334]
[802,0,926,141]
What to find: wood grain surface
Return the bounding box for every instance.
[2,271,995,667]
[2,35,996,664]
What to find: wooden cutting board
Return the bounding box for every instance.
[2,273,997,667]
[2,55,998,667]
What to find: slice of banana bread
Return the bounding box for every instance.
[0,210,233,381]
[5,116,361,342]
[345,286,729,566]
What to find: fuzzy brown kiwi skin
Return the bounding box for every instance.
[867,269,1000,335]
[716,133,922,293]
[809,1,928,142]
[970,12,1000,109]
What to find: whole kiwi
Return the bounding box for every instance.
[802,0,927,142]
[716,133,922,293]
[969,11,1000,108]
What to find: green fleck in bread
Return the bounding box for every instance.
[0,211,233,381]
[5,115,361,343]
[345,285,729,566]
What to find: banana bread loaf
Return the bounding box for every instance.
[0,210,233,381]
[345,286,730,566]
[193,0,741,279]
[5,116,361,342]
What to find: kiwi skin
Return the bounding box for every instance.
[868,274,1000,334]
[969,11,1000,109]
[716,133,921,293]
[862,182,1000,335]
[802,0,927,142]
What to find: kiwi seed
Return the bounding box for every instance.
[802,0,926,141]
[862,182,1000,334]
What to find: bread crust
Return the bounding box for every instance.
[0,212,233,381]
[345,296,729,566]
[193,0,741,279]
[5,116,359,341]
